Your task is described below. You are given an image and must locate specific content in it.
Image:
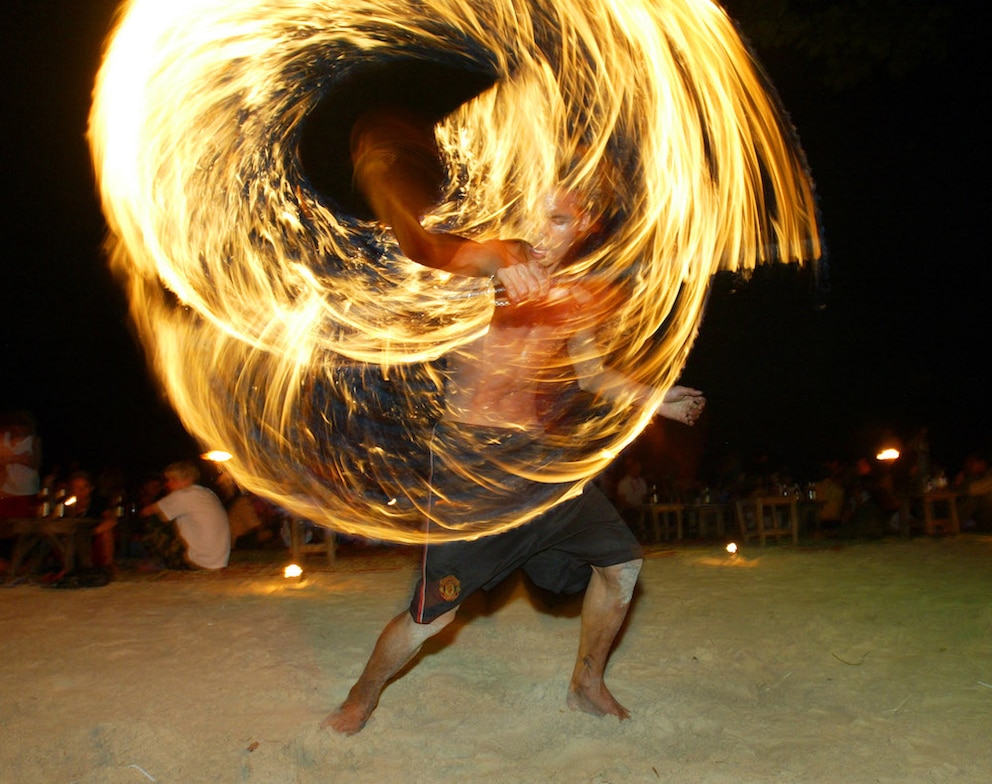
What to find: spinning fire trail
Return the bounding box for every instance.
[89,0,821,543]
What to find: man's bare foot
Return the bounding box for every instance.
[566,682,631,720]
[321,698,374,736]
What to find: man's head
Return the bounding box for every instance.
[163,460,200,493]
[525,188,596,272]
[624,458,642,478]
[67,471,94,504]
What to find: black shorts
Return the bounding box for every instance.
[410,482,642,623]
[420,420,573,536]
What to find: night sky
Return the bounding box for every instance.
[2,0,988,486]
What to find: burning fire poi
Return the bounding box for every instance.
[89,0,821,543]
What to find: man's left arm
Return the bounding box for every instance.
[94,507,118,535]
[567,329,705,426]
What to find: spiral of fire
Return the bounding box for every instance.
[89,0,821,543]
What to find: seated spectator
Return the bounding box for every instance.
[814,459,847,536]
[141,461,230,570]
[955,454,992,531]
[64,470,119,572]
[840,457,901,538]
[0,410,42,519]
[615,457,649,537]
[122,473,165,559]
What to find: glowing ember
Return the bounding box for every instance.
[284,564,303,579]
[89,0,821,543]
[876,448,900,462]
[201,450,233,463]
[726,542,738,554]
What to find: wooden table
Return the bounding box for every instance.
[685,503,727,538]
[793,499,827,536]
[3,517,98,582]
[642,503,685,542]
[735,496,799,546]
[918,491,961,535]
[286,518,336,565]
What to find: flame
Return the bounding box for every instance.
[89,0,821,544]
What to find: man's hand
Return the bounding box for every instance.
[494,261,552,304]
[656,386,705,426]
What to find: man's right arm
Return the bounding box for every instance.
[351,111,535,282]
[142,492,176,522]
[356,174,523,280]
[140,501,169,521]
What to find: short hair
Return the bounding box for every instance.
[557,148,617,228]
[67,470,94,488]
[164,460,200,483]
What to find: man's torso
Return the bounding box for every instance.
[444,284,591,430]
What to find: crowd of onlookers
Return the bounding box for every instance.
[1,410,233,584]
[598,446,992,541]
[4,407,992,583]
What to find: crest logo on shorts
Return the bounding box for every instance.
[437,575,461,602]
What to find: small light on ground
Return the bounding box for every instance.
[726,542,738,554]
[284,564,303,579]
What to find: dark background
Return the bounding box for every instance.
[2,0,988,484]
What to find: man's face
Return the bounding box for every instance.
[69,476,93,514]
[69,477,92,501]
[526,190,590,271]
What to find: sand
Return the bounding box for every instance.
[2,535,991,783]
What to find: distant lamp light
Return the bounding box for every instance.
[284,564,303,579]
[201,450,233,462]
[726,542,738,554]
[876,448,900,462]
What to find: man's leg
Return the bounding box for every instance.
[141,517,186,569]
[567,558,642,719]
[323,606,457,735]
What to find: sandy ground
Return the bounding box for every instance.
[2,535,991,784]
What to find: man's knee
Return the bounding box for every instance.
[407,605,458,642]
[597,559,642,605]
